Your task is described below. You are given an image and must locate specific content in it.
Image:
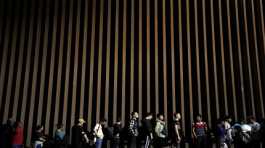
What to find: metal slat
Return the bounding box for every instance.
[170,0,177,114]
[250,0,265,117]
[210,0,220,118]
[37,0,50,126]
[62,0,74,129]
[113,0,119,122]
[26,0,44,145]
[3,0,20,122]
[105,0,112,119]
[186,0,194,124]
[130,0,135,113]
[121,0,127,123]
[178,0,185,135]
[154,0,159,115]
[194,0,202,115]
[202,0,212,128]
[71,0,81,130]
[226,0,238,120]
[218,0,229,116]
[242,0,256,116]
[49,0,59,134]
[96,0,104,122]
[12,0,27,119]
[88,0,96,129]
[162,0,168,120]
[235,0,247,119]
[54,0,66,126]
[146,0,151,113]
[138,0,143,119]
[80,0,89,118]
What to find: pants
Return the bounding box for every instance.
[95,139,103,148]
[154,137,167,148]
[112,137,120,148]
[129,136,137,148]
[12,144,23,148]
[144,136,151,148]
[195,136,207,148]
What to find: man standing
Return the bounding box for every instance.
[142,113,154,148]
[192,115,208,148]
[128,112,139,148]
[72,118,89,148]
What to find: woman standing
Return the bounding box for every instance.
[94,118,107,148]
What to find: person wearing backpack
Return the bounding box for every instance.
[154,114,168,148]
[128,112,139,148]
[94,118,107,148]
[192,115,208,148]
[142,113,154,148]
[247,116,261,148]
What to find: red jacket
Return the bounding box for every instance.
[12,127,24,145]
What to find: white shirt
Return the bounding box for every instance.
[94,123,104,139]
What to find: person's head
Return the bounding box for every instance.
[116,117,122,124]
[36,125,44,132]
[248,116,256,123]
[173,113,181,121]
[14,121,23,128]
[100,118,107,126]
[56,124,64,130]
[78,118,86,126]
[225,116,232,123]
[157,114,164,121]
[131,112,139,119]
[145,112,153,120]
[196,115,202,122]
[7,118,13,127]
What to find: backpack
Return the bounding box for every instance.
[240,132,251,144]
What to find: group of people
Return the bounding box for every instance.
[0,113,265,148]
[0,120,24,148]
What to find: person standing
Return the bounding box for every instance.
[32,125,47,148]
[142,113,154,148]
[154,114,167,148]
[216,119,227,148]
[192,115,208,148]
[0,119,13,148]
[247,116,261,148]
[72,119,89,148]
[128,112,139,148]
[224,117,233,147]
[11,121,24,148]
[94,118,107,148]
[172,113,182,148]
[54,124,66,148]
[112,118,122,148]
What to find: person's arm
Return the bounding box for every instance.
[204,122,208,133]
[192,124,197,139]
[174,125,181,141]
[129,119,136,136]
[155,123,166,138]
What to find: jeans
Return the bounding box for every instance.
[12,144,23,148]
[196,136,207,148]
[144,136,151,148]
[95,138,103,148]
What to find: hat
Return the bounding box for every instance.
[78,118,86,124]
